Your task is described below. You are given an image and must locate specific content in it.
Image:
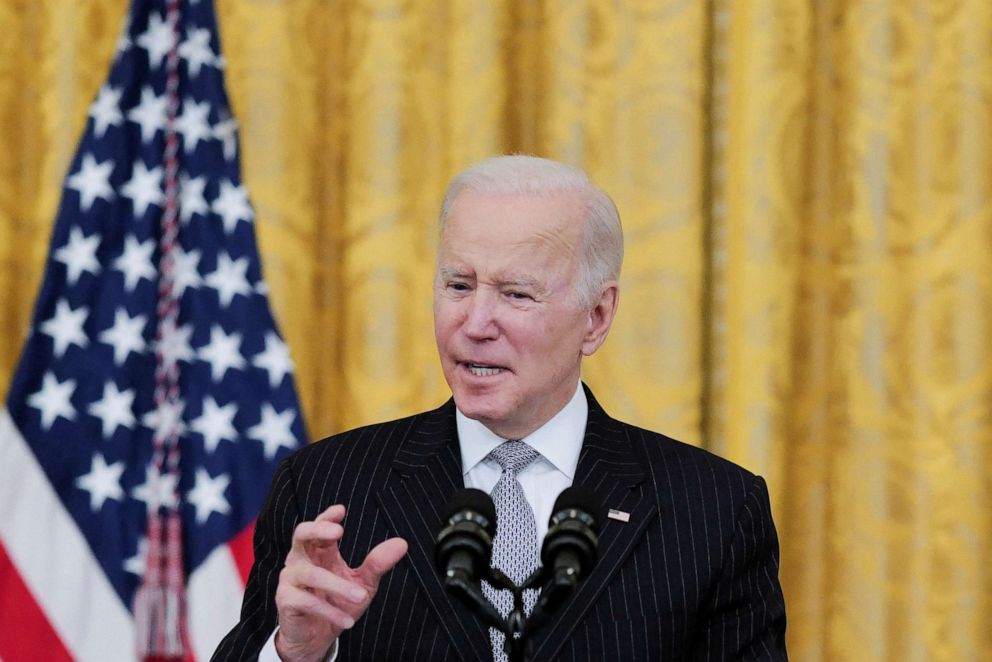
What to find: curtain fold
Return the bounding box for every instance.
[1,0,989,658]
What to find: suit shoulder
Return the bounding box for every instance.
[620,421,761,490]
[268,403,452,518]
[283,403,448,468]
[613,422,777,542]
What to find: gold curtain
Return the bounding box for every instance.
[1,0,990,659]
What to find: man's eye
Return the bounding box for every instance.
[448,282,470,291]
[507,291,532,300]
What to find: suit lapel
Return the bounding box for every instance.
[376,401,493,662]
[375,388,659,661]
[529,386,659,660]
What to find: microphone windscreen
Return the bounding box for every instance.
[550,486,602,529]
[444,488,497,530]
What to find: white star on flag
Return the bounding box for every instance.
[179,28,216,77]
[191,395,238,453]
[171,246,203,296]
[187,468,231,524]
[179,175,209,224]
[89,86,124,138]
[121,160,164,217]
[248,403,297,459]
[213,113,238,162]
[141,397,186,440]
[211,180,252,233]
[197,325,246,382]
[254,332,294,388]
[205,252,251,307]
[131,465,180,513]
[136,12,174,70]
[115,17,132,56]
[177,97,212,153]
[124,537,148,576]
[127,86,168,144]
[27,372,77,430]
[75,454,126,511]
[98,308,147,366]
[154,319,195,366]
[40,299,89,357]
[54,226,102,285]
[87,381,137,439]
[66,154,115,212]
[113,235,156,292]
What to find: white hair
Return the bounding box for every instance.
[439,155,623,308]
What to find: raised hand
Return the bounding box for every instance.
[274,504,408,662]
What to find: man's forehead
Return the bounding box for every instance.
[446,189,584,225]
[441,197,583,249]
[437,226,578,269]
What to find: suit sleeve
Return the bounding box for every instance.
[211,457,302,661]
[692,475,788,661]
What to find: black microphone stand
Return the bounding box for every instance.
[486,567,532,662]
[445,565,543,662]
[487,565,568,662]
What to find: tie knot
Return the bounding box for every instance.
[487,440,540,476]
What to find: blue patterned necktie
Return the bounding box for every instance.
[482,440,542,662]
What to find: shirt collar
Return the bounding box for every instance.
[456,382,588,480]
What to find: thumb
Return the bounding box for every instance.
[357,537,408,589]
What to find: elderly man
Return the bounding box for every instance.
[213,156,787,661]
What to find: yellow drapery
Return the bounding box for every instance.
[1,1,990,659]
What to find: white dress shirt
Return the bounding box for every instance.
[457,381,587,541]
[259,382,587,661]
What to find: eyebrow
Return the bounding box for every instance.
[437,266,472,280]
[495,275,541,289]
[437,267,542,290]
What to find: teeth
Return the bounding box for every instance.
[468,364,503,377]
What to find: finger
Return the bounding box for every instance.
[294,504,346,553]
[290,519,345,557]
[356,537,408,588]
[281,564,369,606]
[314,503,346,524]
[276,583,357,631]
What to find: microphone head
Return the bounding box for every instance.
[549,486,602,532]
[542,486,601,576]
[444,488,496,535]
[435,488,497,579]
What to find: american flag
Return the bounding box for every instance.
[0,0,306,660]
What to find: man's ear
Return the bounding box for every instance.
[581,282,619,356]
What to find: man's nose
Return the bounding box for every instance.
[461,290,500,340]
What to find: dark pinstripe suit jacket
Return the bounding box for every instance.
[213,387,787,661]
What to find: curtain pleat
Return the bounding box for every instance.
[1,1,990,658]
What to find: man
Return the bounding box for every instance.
[213,156,787,661]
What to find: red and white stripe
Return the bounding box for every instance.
[0,408,250,662]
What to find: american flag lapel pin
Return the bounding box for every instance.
[608,508,630,522]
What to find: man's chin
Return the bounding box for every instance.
[451,392,511,425]
[453,399,504,423]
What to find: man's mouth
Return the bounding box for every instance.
[464,362,505,377]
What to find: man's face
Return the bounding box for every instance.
[433,189,612,440]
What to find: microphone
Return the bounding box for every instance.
[435,488,495,583]
[435,488,505,630]
[529,486,601,626]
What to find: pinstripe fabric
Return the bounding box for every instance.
[212,386,786,661]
